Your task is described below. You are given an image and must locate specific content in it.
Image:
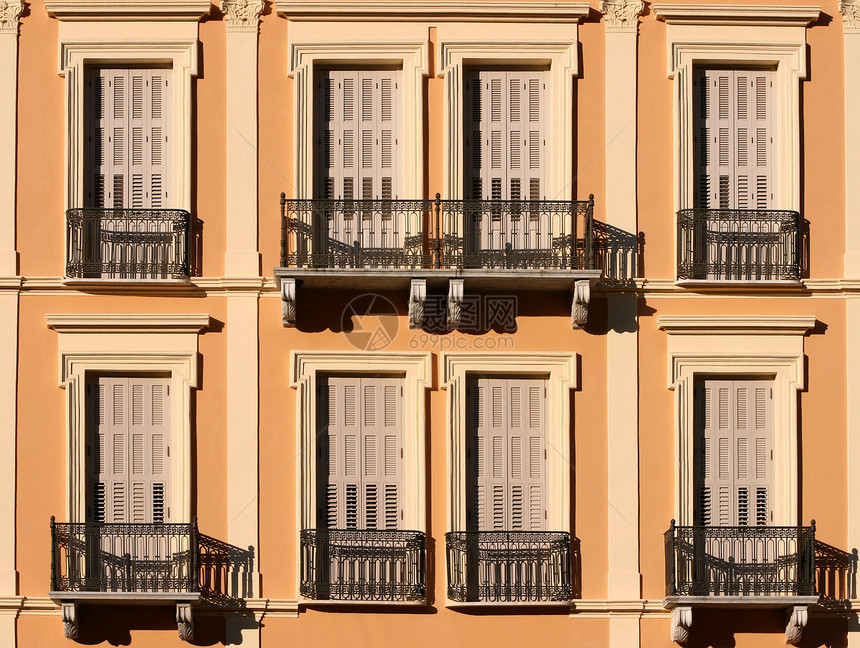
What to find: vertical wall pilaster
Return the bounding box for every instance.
[0,6,22,648]
[223,0,263,277]
[221,2,264,645]
[841,1,860,276]
[601,1,643,645]
[840,5,860,646]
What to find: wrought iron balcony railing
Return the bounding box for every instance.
[676,208,804,281]
[66,208,191,280]
[664,521,816,598]
[280,195,596,272]
[445,531,572,603]
[300,529,426,602]
[50,517,199,594]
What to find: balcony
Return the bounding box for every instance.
[676,208,804,283]
[276,196,604,329]
[65,208,191,282]
[49,517,200,640]
[300,529,426,603]
[663,521,818,644]
[445,531,572,604]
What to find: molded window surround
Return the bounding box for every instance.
[654,4,820,214]
[46,314,210,524]
[284,22,429,198]
[290,351,432,533]
[48,13,203,211]
[440,352,578,533]
[657,314,816,526]
[436,14,588,199]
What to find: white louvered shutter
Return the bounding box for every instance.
[85,68,171,209]
[694,69,774,210]
[87,376,170,524]
[694,379,773,526]
[465,70,547,202]
[315,70,402,251]
[469,377,546,531]
[317,376,403,530]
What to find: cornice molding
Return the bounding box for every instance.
[276,1,591,22]
[45,0,212,22]
[46,313,211,334]
[600,0,644,33]
[840,0,860,33]
[0,0,24,34]
[657,314,817,336]
[653,4,820,26]
[220,0,263,31]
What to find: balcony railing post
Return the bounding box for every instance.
[280,192,287,268]
[191,516,200,593]
[434,193,442,269]
[50,516,58,591]
[665,519,677,597]
[586,194,595,270]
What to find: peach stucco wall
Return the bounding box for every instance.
[9,0,856,645]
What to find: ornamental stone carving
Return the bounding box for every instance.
[0,0,24,34]
[600,0,644,33]
[220,0,264,32]
[840,1,860,33]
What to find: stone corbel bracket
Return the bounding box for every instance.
[409,278,427,330]
[281,278,297,327]
[670,606,692,644]
[177,602,194,641]
[447,278,464,330]
[571,279,594,329]
[61,601,78,639]
[785,605,808,645]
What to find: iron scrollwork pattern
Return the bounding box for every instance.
[676,208,804,281]
[445,531,572,603]
[300,528,426,602]
[664,521,817,598]
[50,516,200,594]
[65,208,192,279]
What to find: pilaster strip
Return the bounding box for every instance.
[600,0,644,33]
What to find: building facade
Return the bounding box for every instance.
[1,0,858,646]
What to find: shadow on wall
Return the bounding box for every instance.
[815,541,858,606]
[198,534,256,606]
[592,220,642,283]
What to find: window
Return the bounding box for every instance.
[693,378,773,527]
[467,376,546,532]
[316,375,403,530]
[693,69,774,211]
[464,70,547,202]
[87,375,172,524]
[85,67,172,210]
[316,69,401,202]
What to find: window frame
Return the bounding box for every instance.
[289,351,432,595]
[57,28,199,212]
[286,23,429,199]
[657,314,816,527]
[437,22,585,200]
[657,9,816,215]
[440,352,577,534]
[46,313,209,524]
